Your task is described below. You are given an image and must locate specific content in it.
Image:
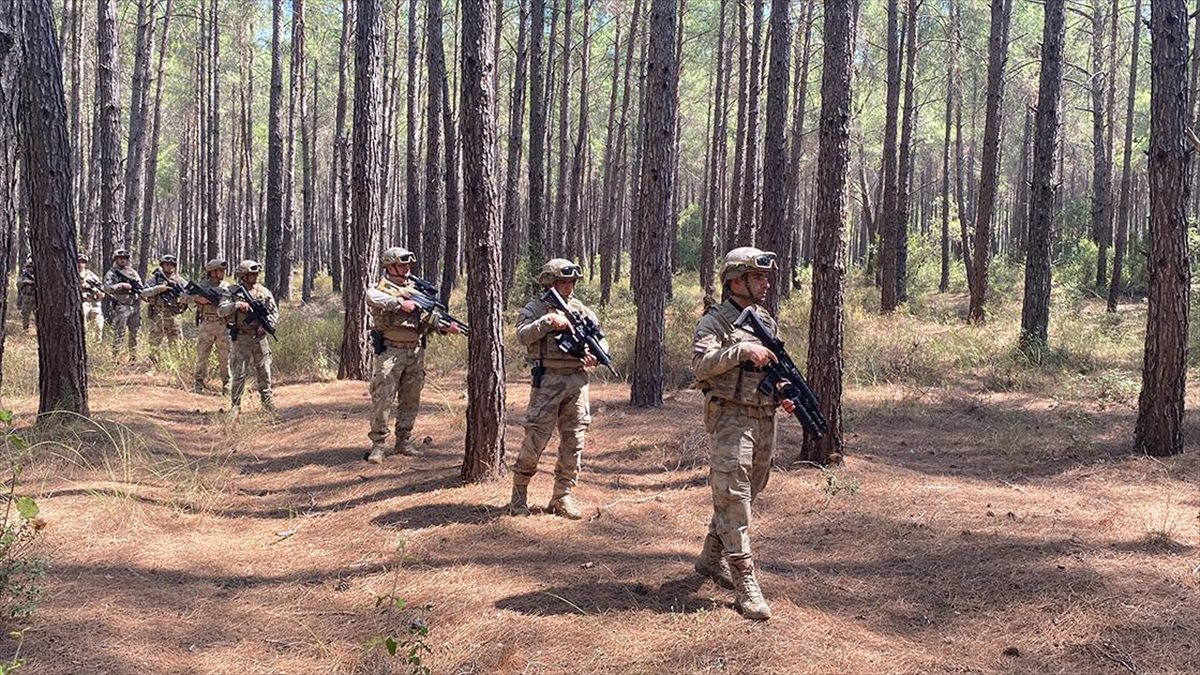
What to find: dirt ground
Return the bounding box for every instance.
[3,365,1199,674]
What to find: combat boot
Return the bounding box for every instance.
[547,493,583,520]
[508,483,530,516]
[366,445,387,464]
[394,440,423,457]
[260,396,277,414]
[729,557,771,620]
[694,533,734,590]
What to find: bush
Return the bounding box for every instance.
[0,412,46,623]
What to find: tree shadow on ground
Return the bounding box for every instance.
[495,575,716,616]
[371,502,507,530]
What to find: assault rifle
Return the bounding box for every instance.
[542,287,618,378]
[184,280,224,305]
[732,307,828,439]
[81,278,105,299]
[405,276,470,335]
[232,286,278,341]
[115,271,145,295]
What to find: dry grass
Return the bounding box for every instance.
[0,287,1198,673]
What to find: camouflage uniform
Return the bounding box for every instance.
[365,247,441,463]
[692,246,782,621]
[509,259,607,520]
[141,257,188,349]
[104,251,142,358]
[218,261,278,412]
[16,264,35,332]
[78,257,105,339]
[187,259,231,393]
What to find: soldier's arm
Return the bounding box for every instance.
[217,291,239,318]
[583,307,611,354]
[692,318,752,380]
[265,294,280,326]
[366,284,406,310]
[515,302,556,346]
[103,272,125,293]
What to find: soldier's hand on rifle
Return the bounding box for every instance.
[743,343,777,367]
[118,283,132,292]
[196,296,211,305]
[546,313,572,331]
[779,398,796,414]
[398,299,418,313]
[445,323,463,335]
[236,301,251,313]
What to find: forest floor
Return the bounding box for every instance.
[3,319,1200,673]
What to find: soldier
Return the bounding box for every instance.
[77,253,105,339]
[507,258,607,520]
[365,247,463,464]
[187,258,231,395]
[104,249,143,359]
[16,261,35,333]
[691,246,796,621]
[218,260,278,414]
[141,254,189,351]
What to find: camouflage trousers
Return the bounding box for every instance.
[82,301,104,339]
[230,334,273,408]
[704,398,776,560]
[194,319,230,389]
[512,368,591,498]
[110,303,141,356]
[19,299,34,331]
[148,313,183,348]
[367,344,425,449]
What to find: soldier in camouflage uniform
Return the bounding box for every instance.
[187,258,231,395]
[507,259,608,520]
[141,254,189,351]
[691,247,796,621]
[104,249,143,359]
[365,247,462,464]
[16,261,35,333]
[218,260,279,414]
[77,253,105,340]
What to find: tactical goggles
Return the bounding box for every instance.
[244,263,263,273]
[558,265,583,279]
[748,253,777,270]
[161,255,178,264]
[394,251,417,264]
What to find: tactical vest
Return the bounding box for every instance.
[520,297,590,369]
[228,284,275,334]
[369,276,427,343]
[194,278,227,320]
[147,269,187,317]
[106,267,141,306]
[695,300,776,409]
[80,271,103,302]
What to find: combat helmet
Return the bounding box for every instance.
[537,258,584,287]
[160,254,178,265]
[381,247,417,267]
[235,260,263,278]
[719,247,777,284]
[204,258,227,273]
[113,248,130,260]
[77,252,89,263]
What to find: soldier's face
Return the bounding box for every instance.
[739,272,771,303]
[553,279,577,298]
[210,269,226,281]
[388,262,412,278]
[77,262,85,272]
[116,256,129,267]
[244,272,259,287]
[163,263,177,275]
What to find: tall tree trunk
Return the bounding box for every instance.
[96,0,121,268]
[939,60,952,293]
[301,59,316,302]
[1090,0,1113,290]
[440,68,462,298]
[0,0,21,390]
[895,0,920,304]
[699,0,728,302]
[266,0,285,288]
[403,0,421,275]
[67,0,82,237]
[760,0,789,314]
[23,0,89,415]
[424,0,446,288]
[1134,0,1191,457]
[340,0,384,380]
[333,0,353,293]
[500,0,529,290]
[967,0,1012,323]
[139,0,172,277]
[205,0,219,263]
[879,0,902,312]
[566,0,591,263]
[551,0,575,254]
[526,0,548,282]
[782,0,815,295]
[736,0,763,245]
[802,0,855,465]
[1108,0,1141,312]
[460,0,507,482]
[122,0,154,256]
[1019,0,1066,352]
[1010,105,1032,260]
[630,0,677,408]
[280,0,304,299]
[600,0,642,304]
[725,0,748,249]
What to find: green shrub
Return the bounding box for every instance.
[0,412,46,622]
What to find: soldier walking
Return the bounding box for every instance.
[219,260,278,414]
[507,259,607,520]
[141,254,188,351]
[365,247,462,464]
[188,259,231,395]
[77,253,105,340]
[104,249,143,360]
[16,261,35,333]
[691,247,796,621]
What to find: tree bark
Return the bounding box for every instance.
[967,0,1012,322]
[939,60,952,293]
[138,0,173,278]
[266,0,285,288]
[802,0,854,464]
[301,58,316,303]
[736,0,764,245]
[879,0,901,312]
[630,0,677,408]
[440,65,462,299]
[204,0,220,263]
[526,0,548,283]
[23,0,89,415]
[500,0,529,290]
[725,0,748,250]
[340,0,384,380]
[402,0,421,275]
[122,0,154,260]
[1134,0,1191,457]
[0,0,22,391]
[96,0,121,268]
[565,0,591,263]
[782,0,815,295]
[699,0,728,302]
[1108,0,1141,312]
[424,0,446,288]
[333,0,353,293]
[600,0,642,304]
[895,0,920,304]
[460,0,507,482]
[1089,0,1112,291]
[280,0,304,299]
[760,0,789,314]
[1019,0,1066,352]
